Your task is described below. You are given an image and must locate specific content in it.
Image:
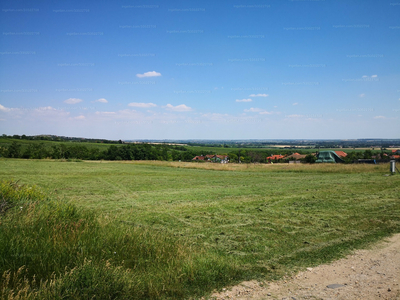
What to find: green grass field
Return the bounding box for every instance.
[1,159,399,299]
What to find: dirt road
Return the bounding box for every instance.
[210,234,400,300]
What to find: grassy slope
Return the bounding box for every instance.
[1,159,399,297]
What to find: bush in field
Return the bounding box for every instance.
[0,181,240,299]
[304,154,316,163]
[4,142,22,158]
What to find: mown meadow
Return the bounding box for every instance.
[1,159,399,299]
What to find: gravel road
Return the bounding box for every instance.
[210,234,400,300]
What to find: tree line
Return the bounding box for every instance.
[0,142,209,161]
[1,134,120,144]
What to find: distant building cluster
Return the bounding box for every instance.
[192,155,229,163]
[192,150,400,164]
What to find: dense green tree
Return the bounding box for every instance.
[363,150,373,159]
[228,153,238,163]
[304,154,316,164]
[7,142,22,158]
[51,145,61,159]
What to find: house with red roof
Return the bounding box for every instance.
[335,151,347,158]
[267,154,286,162]
[192,156,206,161]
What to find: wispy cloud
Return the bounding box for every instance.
[286,114,303,118]
[165,104,192,112]
[31,106,71,119]
[95,111,117,116]
[74,115,85,120]
[359,93,365,98]
[373,115,386,119]
[244,107,273,114]
[292,102,298,106]
[93,98,108,103]
[362,75,378,79]
[249,94,268,97]
[128,102,157,108]
[35,106,57,112]
[259,111,273,115]
[136,71,161,78]
[64,98,83,104]
[244,107,263,112]
[236,98,252,102]
[0,104,11,112]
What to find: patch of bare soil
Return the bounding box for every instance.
[209,234,400,300]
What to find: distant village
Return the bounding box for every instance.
[193,149,400,164]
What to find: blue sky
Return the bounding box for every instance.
[0,0,399,140]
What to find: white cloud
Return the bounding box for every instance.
[201,113,229,119]
[292,102,298,106]
[249,94,268,97]
[244,107,263,112]
[236,99,252,102]
[64,98,83,104]
[165,104,192,112]
[93,109,142,121]
[244,107,273,115]
[259,111,273,115]
[374,116,386,119]
[75,115,85,120]
[286,114,303,118]
[31,106,70,119]
[93,98,108,103]
[35,106,56,112]
[95,111,117,115]
[128,102,157,108]
[0,104,11,112]
[362,75,378,80]
[359,93,365,98]
[136,71,161,78]
[118,109,140,116]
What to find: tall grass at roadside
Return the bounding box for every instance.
[0,180,241,299]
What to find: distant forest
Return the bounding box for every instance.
[0,141,198,161]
